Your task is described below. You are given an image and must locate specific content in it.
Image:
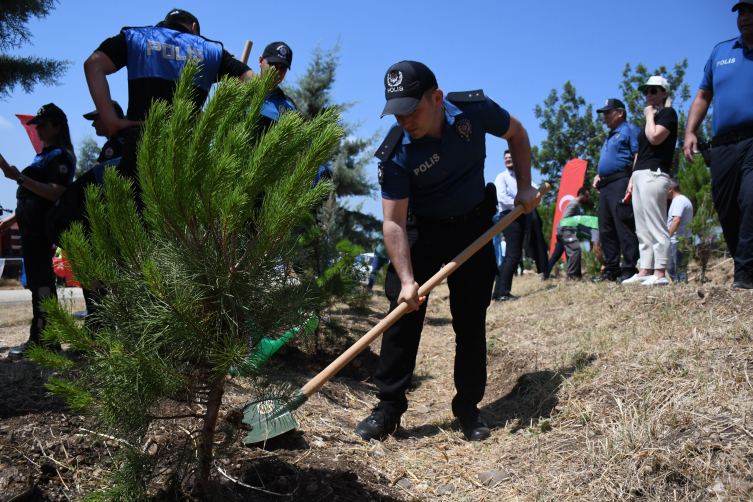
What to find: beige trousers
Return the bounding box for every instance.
[632,169,671,270]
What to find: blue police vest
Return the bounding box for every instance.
[260,92,297,122]
[124,27,223,92]
[93,158,122,186]
[28,149,75,185]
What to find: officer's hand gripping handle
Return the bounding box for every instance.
[300,183,552,399]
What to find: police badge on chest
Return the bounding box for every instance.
[455,119,472,142]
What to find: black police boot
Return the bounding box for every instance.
[459,413,491,441]
[732,274,753,290]
[498,293,518,301]
[355,407,400,441]
[592,272,618,283]
[617,270,636,283]
[8,340,34,360]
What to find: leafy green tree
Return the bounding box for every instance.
[29,65,343,498]
[0,0,70,99]
[75,135,99,178]
[531,81,606,201]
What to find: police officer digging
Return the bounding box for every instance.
[684,0,753,289]
[356,61,537,442]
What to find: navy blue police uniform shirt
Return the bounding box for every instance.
[379,94,510,220]
[96,21,250,121]
[260,87,297,123]
[597,121,640,178]
[97,137,123,163]
[700,36,753,137]
[16,147,75,233]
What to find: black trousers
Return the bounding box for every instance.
[710,137,753,281]
[493,210,525,297]
[598,177,639,276]
[18,223,57,344]
[374,214,497,420]
[548,241,564,275]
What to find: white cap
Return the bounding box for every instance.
[638,76,669,91]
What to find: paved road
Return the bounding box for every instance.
[0,287,84,305]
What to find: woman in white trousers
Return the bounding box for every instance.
[623,76,679,286]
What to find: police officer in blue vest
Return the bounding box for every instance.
[685,1,753,289]
[355,61,538,442]
[592,99,641,283]
[0,104,76,359]
[83,9,255,181]
[83,100,125,163]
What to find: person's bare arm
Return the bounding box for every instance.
[382,197,425,312]
[0,156,66,201]
[669,216,681,238]
[240,69,255,82]
[500,114,537,213]
[644,107,671,145]
[683,89,714,161]
[0,213,17,233]
[84,51,142,136]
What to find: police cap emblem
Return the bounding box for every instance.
[277,45,288,59]
[387,70,403,87]
[455,118,472,142]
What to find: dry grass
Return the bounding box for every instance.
[270,264,753,501]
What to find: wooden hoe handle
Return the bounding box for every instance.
[301,183,552,397]
[241,41,253,65]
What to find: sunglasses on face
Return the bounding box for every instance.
[642,87,662,96]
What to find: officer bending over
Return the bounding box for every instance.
[356,61,537,443]
[684,0,753,289]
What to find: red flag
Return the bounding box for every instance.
[15,114,43,154]
[550,159,588,255]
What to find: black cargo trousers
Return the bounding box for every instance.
[373,212,497,422]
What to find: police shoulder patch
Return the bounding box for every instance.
[374,125,404,162]
[104,147,114,158]
[446,90,486,103]
[59,164,69,175]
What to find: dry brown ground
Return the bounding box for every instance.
[1,261,752,501]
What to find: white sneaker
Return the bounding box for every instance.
[621,274,650,284]
[642,275,669,286]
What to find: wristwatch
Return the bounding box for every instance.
[16,175,26,185]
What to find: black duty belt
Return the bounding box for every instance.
[712,127,753,148]
[596,169,631,189]
[411,200,492,228]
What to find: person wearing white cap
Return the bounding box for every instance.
[622,76,678,286]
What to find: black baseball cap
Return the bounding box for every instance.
[381,61,438,118]
[26,103,67,125]
[733,0,753,11]
[83,101,124,121]
[164,9,199,28]
[596,98,626,113]
[262,42,292,69]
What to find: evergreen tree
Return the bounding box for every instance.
[29,65,342,498]
[677,154,711,212]
[0,0,70,99]
[75,135,99,178]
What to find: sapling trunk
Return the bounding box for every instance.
[192,374,226,496]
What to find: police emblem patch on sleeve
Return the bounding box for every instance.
[377,162,384,185]
[59,164,69,175]
[104,148,114,158]
[455,119,472,142]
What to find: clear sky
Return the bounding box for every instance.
[0,0,737,218]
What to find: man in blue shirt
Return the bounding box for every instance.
[684,1,753,289]
[592,99,640,283]
[355,61,537,443]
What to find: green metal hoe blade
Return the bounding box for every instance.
[242,390,308,444]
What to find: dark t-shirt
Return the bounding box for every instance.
[95,21,250,121]
[16,147,74,235]
[634,107,678,174]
